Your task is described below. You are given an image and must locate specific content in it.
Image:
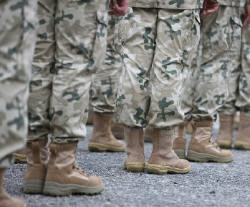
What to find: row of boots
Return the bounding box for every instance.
[124,127,190,174]
[216,113,250,150]
[173,121,233,163]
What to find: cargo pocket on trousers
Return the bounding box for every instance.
[87,10,108,73]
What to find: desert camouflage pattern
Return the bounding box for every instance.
[28,0,109,143]
[129,0,204,9]
[116,8,200,128]
[183,5,243,121]
[90,11,129,113]
[0,0,37,167]
[220,11,250,115]
[237,25,250,113]
[218,0,245,7]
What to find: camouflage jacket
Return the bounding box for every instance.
[218,0,246,7]
[129,0,204,9]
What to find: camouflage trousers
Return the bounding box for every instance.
[0,0,37,168]
[183,5,243,121]
[116,8,200,128]
[90,14,123,114]
[28,0,109,143]
[220,15,250,115]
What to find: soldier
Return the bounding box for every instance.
[23,0,128,196]
[88,13,128,152]
[217,0,250,150]
[0,0,37,206]
[116,0,203,174]
[173,0,244,162]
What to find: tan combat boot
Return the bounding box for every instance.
[88,112,125,152]
[187,120,233,163]
[0,169,26,207]
[173,122,187,159]
[145,128,190,174]
[111,122,124,139]
[144,126,153,142]
[124,127,145,172]
[43,142,103,196]
[216,114,234,148]
[13,149,27,164]
[234,113,250,150]
[23,139,49,194]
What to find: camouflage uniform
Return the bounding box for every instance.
[28,0,109,143]
[0,0,37,168]
[237,18,250,113]
[219,0,250,116]
[116,0,202,129]
[90,15,123,114]
[183,0,244,121]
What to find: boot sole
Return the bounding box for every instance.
[187,150,233,163]
[124,162,145,172]
[234,141,250,150]
[174,149,185,159]
[43,182,104,196]
[88,142,125,152]
[145,163,190,174]
[23,180,43,194]
[13,153,26,164]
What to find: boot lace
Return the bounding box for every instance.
[209,139,221,150]
[73,162,88,177]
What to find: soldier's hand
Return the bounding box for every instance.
[200,0,220,19]
[109,0,128,16]
[242,3,250,29]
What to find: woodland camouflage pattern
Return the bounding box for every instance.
[28,0,109,143]
[183,5,243,121]
[0,0,37,167]
[116,6,201,128]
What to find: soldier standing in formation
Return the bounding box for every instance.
[173,0,237,162]
[173,0,250,162]
[217,0,250,150]
[0,0,37,206]
[0,0,128,205]
[88,12,127,153]
[1,0,250,206]
[116,0,203,174]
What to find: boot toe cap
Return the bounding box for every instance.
[221,149,233,158]
[2,198,26,207]
[178,159,191,170]
[88,176,103,187]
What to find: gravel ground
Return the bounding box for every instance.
[4,124,250,207]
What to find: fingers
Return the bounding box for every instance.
[242,17,250,29]
[200,11,206,19]
[109,2,127,17]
